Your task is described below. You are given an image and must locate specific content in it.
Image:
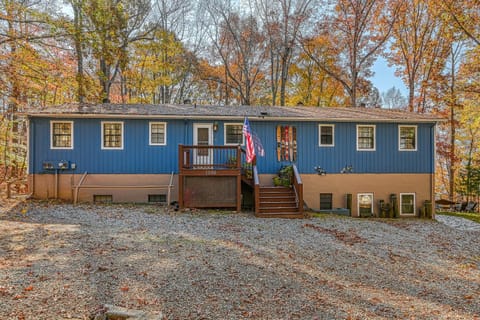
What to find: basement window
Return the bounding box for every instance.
[319,193,333,210]
[94,195,113,203]
[400,193,415,215]
[148,194,166,203]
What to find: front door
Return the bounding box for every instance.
[193,123,213,166]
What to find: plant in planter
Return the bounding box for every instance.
[273,165,293,187]
[242,162,253,179]
[226,155,237,168]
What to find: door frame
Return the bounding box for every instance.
[193,123,213,165]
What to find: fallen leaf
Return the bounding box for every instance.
[24,286,34,292]
[120,286,129,292]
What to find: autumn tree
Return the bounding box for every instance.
[0,0,78,183]
[301,0,397,107]
[255,0,313,106]
[288,50,348,106]
[124,28,190,104]
[386,0,452,113]
[81,0,154,102]
[440,0,480,45]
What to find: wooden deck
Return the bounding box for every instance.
[178,145,247,211]
[178,145,304,218]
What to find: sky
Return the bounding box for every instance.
[370,57,408,96]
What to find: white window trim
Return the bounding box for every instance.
[357,193,374,216]
[356,124,376,151]
[398,125,417,151]
[149,122,167,146]
[224,123,245,146]
[101,121,124,150]
[400,193,416,216]
[50,120,73,150]
[319,124,335,147]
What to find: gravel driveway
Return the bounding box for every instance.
[1,201,479,319]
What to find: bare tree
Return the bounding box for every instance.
[301,0,398,107]
[201,0,267,105]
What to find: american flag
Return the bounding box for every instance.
[243,117,256,163]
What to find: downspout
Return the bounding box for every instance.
[55,169,59,199]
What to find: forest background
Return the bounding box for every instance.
[1,0,479,204]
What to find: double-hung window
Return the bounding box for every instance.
[357,125,375,151]
[224,123,244,145]
[399,125,417,151]
[101,121,123,149]
[149,122,167,145]
[319,124,334,146]
[51,121,73,149]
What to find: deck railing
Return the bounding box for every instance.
[292,164,304,215]
[253,165,260,214]
[179,145,244,171]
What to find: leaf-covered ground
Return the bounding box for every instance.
[1,200,479,319]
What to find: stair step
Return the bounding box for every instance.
[255,212,304,219]
[259,202,297,208]
[260,186,293,192]
[258,207,300,214]
[260,195,295,201]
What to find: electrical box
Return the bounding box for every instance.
[42,160,71,170]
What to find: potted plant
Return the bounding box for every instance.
[273,165,293,187]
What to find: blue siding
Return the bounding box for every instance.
[29,117,435,175]
[246,121,435,174]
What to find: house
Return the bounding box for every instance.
[25,103,441,218]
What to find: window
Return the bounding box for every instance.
[400,193,415,215]
[148,194,166,203]
[320,193,333,210]
[358,193,373,217]
[399,126,417,151]
[51,121,73,149]
[149,122,167,145]
[94,195,113,203]
[224,123,244,145]
[357,125,375,151]
[101,121,123,149]
[319,125,334,146]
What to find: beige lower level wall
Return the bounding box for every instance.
[29,173,434,217]
[29,173,177,203]
[300,173,434,217]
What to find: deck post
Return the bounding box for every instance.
[178,145,184,208]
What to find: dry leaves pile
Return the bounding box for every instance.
[0,200,479,319]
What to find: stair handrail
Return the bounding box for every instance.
[292,164,304,215]
[253,165,260,214]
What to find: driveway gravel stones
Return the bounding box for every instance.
[0,202,479,319]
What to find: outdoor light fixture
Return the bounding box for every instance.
[341,164,353,173]
[314,166,327,176]
[213,122,218,132]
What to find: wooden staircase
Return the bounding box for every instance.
[255,186,304,218]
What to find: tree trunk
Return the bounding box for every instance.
[72,1,85,103]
